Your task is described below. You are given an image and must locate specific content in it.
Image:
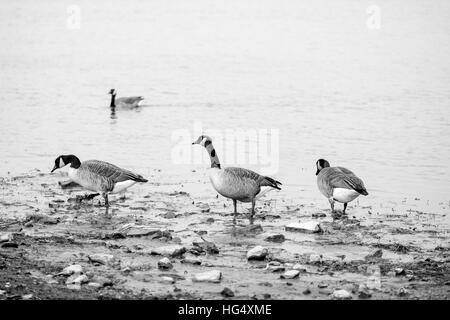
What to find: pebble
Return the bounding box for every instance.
[158,257,173,270]
[303,288,311,295]
[161,276,175,284]
[394,268,405,276]
[397,287,409,297]
[264,233,285,243]
[247,246,268,260]
[181,257,202,265]
[318,282,328,288]
[60,264,83,275]
[87,282,101,288]
[332,289,352,300]
[191,239,219,255]
[1,242,18,248]
[221,287,235,297]
[88,253,117,266]
[151,245,186,258]
[312,212,326,218]
[285,221,322,233]
[192,270,222,283]
[280,270,300,279]
[308,254,322,264]
[0,233,12,243]
[91,276,113,287]
[22,294,33,300]
[66,284,81,290]
[66,274,89,285]
[292,264,308,272]
[365,249,383,260]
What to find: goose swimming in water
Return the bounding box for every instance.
[109,89,144,108]
[316,159,368,214]
[51,155,148,207]
[192,135,282,224]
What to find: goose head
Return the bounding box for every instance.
[315,159,330,175]
[192,135,212,147]
[51,155,81,172]
[109,89,116,95]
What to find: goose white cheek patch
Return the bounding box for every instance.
[59,158,65,168]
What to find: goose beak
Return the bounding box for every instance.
[315,168,320,176]
[51,165,58,173]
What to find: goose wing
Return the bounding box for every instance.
[224,167,282,190]
[82,160,148,183]
[116,96,143,104]
[328,167,368,195]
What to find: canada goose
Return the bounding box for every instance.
[192,135,282,224]
[109,89,144,108]
[51,155,148,207]
[315,159,368,214]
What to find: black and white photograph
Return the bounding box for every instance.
[0,0,449,307]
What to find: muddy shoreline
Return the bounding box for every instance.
[1,171,449,300]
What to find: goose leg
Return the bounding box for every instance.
[343,203,348,214]
[103,193,109,208]
[233,199,237,224]
[249,199,256,225]
[328,197,335,213]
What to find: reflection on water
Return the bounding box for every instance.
[110,106,117,120]
[0,0,449,203]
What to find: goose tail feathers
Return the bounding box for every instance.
[261,176,282,190]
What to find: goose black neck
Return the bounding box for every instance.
[110,94,116,107]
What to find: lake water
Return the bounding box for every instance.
[1,0,449,203]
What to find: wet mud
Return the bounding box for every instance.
[0,170,449,300]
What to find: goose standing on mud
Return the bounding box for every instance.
[315,159,368,214]
[51,155,148,207]
[109,89,144,108]
[192,135,282,224]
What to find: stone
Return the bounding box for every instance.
[60,264,83,275]
[280,270,300,279]
[87,282,102,288]
[1,242,18,248]
[303,288,311,295]
[22,294,33,300]
[264,233,285,243]
[292,264,307,272]
[308,254,322,264]
[66,274,88,285]
[0,233,12,243]
[394,268,405,276]
[181,257,202,265]
[151,245,186,258]
[67,284,81,290]
[88,253,117,266]
[286,221,322,233]
[333,289,352,300]
[191,239,219,255]
[91,276,113,287]
[312,212,326,218]
[221,287,235,297]
[192,270,222,283]
[246,246,268,260]
[158,257,173,270]
[397,287,409,297]
[358,285,372,299]
[365,249,383,260]
[160,276,175,284]
[318,282,328,288]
